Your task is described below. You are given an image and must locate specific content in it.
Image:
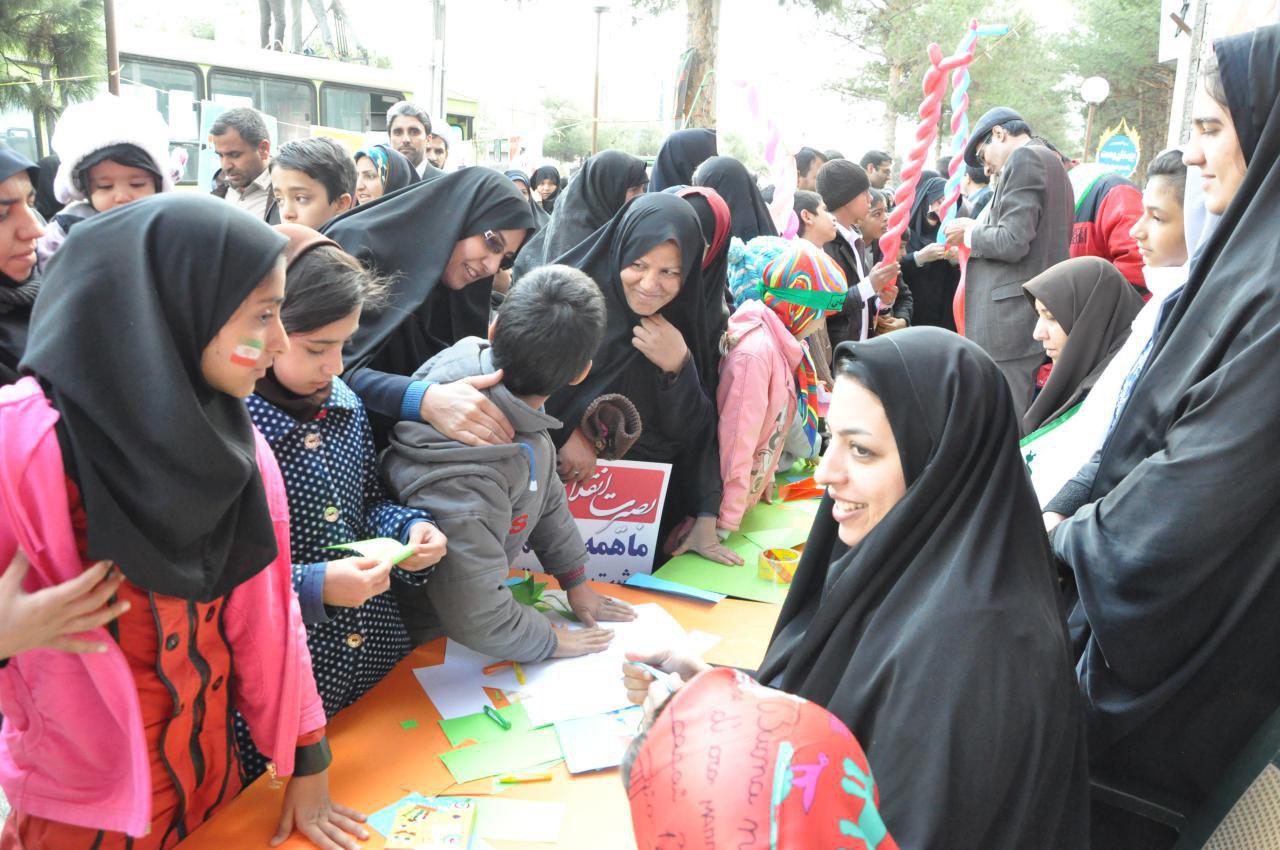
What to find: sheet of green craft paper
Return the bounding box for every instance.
[323,537,414,564]
[736,501,819,536]
[438,728,564,784]
[438,704,535,747]
[743,526,810,551]
[651,536,791,604]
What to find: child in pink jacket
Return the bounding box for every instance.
[716,237,848,533]
[0,195,364,850]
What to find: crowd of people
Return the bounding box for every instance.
[0,20,1276,850]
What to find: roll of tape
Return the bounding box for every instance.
[758,547,800,584]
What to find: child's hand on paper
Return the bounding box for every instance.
[550,622,614,658]
[271,769,367,850]
[622,650,712,721]
[400,522,448,572]
[321,557,392,608]
[566,584,636,627]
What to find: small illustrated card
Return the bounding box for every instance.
[385,798,477,850]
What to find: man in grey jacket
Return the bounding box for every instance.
[944,107,1074,416]
[384,266,635,662]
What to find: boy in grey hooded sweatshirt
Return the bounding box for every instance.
[384,265,637,661]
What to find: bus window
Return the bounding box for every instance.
[119,58,201,183]
[320,85,400,134]
[208,71,315,142]
[0,107,39,163]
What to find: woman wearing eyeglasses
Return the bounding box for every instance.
[546,193,742,565]
[321,168,535,447]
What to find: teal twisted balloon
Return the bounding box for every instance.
[936,21,1009,243]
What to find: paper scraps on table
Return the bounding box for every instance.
[439,704,534,747]
[623,572,726,603]
[554,705,644,774]
[369,795,564,845]
[324,536,415,565]
[439,728,564,784]
[413,603,690,726]
[399,719,419,730]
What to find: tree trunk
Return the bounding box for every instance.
[679,0,719,128]
[883,62,904,153]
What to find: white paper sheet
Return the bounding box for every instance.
[554,705,644,774]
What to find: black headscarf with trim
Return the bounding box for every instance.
[757,329,1088,849]
[323,167,534,376]
[544,192,708,454]
[21,193,287,600]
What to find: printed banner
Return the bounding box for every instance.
[513,460,672,584]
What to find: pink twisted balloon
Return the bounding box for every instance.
[878,44,969,262]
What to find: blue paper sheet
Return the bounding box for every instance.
[624,572,725,603]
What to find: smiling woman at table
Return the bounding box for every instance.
[625,328,1088,850]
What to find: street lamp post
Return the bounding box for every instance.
[1080,76,1111,161]
[592,5,609,156]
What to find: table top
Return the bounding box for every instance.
[175,578,782,850]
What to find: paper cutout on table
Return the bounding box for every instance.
[385,798,476,850]
[323,536,415,565]
[778,476,824,501]
[439,703,535,747]
[399,719,418,730]
[624,571,726,603]
[736,500,819,536]
[438,727,564,784]
[742,525,811,552]
[652,535,791,603]
[554,705,644,774]
[370,796,554,846]
[414,603,690,726]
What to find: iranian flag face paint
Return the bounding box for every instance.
[230,337,264,368]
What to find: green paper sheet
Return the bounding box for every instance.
[438,728,564,784]
[736,500,819,536]
[743,526,810,551]
[652,535,792,604]
[324,537,414,564]
[438,703,536,747]
[399,719,418,730]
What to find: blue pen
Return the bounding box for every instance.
[627,661,676,694]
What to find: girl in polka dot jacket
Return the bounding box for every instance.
[236,225,448,778]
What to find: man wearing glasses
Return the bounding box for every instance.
[943,107,1073,420]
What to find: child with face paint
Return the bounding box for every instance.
[0,195,366,850]
[234,225,447,779]
[717,236,848,534]
[36,94,180,272]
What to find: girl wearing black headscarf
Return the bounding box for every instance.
[512,150,648,280]
[322,168,535,444]
[627,328,1089,850]
[1047,25,1280,849]
[531,164,562,212]
[648,127,717,193]
[898,175,960,330]
[1,193,365,849]
[0,150,42,387]
[548,193,739,565]
[1022,256,1143,434]
[354,142,419,205]
[692,155,779,242]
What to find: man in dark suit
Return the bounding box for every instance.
[944,108,1073,417]
[816,159,901,349]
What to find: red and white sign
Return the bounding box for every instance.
[514,460,672,583]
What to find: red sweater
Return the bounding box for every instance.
[1070,175,1146,295]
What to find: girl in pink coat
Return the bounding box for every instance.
[716,237,848,533]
